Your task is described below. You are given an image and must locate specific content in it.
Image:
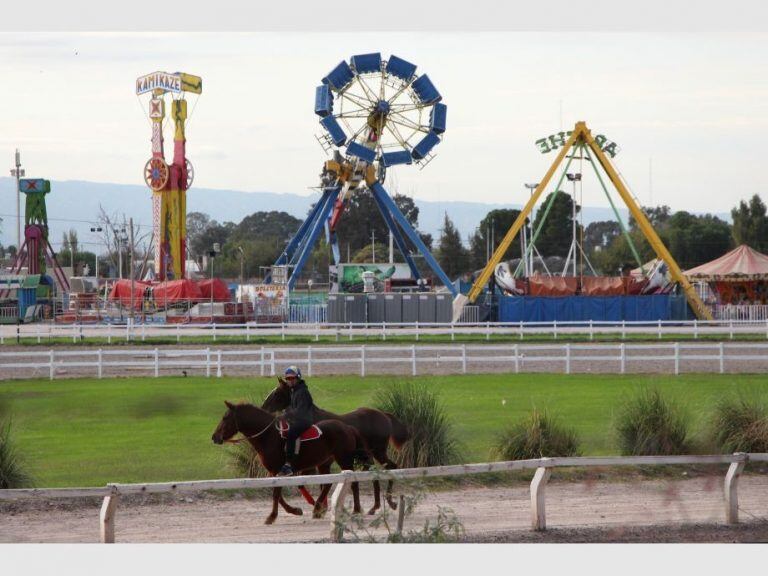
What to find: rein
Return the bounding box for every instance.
[225,411,278,445]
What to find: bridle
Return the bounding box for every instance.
[224,407,278,445]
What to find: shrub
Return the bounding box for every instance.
[0,416,34,489]
[374,382,462,467]
[493,408,580,460]
[710,393,768,453]
[615,388,691,455]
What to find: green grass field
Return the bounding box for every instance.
[1,373,767,487]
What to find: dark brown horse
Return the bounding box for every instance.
[211,401,369,524]
[262,378,409,513]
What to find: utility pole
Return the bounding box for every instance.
[129,218,135,324]
[10,149,24,249]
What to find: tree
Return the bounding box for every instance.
[531,190,579,258]
[436,213,470,280]
[469,208,523,271]
[731,194,768,252]
[584,220,621,252]
[230,211,302,244]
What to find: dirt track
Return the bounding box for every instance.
[2,475,767,543]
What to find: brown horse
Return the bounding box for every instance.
[211,400,369,524]
[262,378,409,513]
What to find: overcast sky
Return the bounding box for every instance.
[1,31,766,217]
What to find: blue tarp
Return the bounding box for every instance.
[346,141,377,163]
[323,61,354,90]
[320,115,346,146]
[381,149,412,167]
[430,103,447,134]
[351,53,382,74]
[411,75,442,104]
[314,85,333,117]
[386,55,417,81]
[411,131,441,160]
[497,295,687,323]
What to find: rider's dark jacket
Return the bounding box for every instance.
[285,379,314,427]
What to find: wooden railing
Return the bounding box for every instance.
[1,452,764,543]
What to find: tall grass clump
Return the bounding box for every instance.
[0,416,34,489]
[492,408,580,460]
[614,388,691,455]
[374,382,462,467]
[710,393,768,453]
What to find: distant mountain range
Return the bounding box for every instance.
[1,177,726,253]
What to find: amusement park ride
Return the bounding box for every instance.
[269,53,458,297]
[0,177,70,298]
[136,71,202,282]
[452,121,713,321]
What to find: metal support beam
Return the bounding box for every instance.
[369,181,457,296]
[370,188,421,279]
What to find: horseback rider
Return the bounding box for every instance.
[277,366,315,476]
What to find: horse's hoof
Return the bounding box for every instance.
[290,508,303,516]
[387,499,398,511]
[367,506,379,515]
[265,515,276,525]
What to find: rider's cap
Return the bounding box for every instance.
[284,365,301,378]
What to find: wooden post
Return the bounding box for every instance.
[530,465,552,531]
[100,489,119,543]
[725,455,747,525]
[329,472,351,542]
[396,494,406,536]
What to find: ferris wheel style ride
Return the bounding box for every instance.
[272,53,457,295]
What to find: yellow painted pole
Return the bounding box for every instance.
[464,127,584,304]
[581,125,713,320]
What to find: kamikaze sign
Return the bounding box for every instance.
[535,131,620,158]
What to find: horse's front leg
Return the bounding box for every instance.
[312,461,333,519]
[266,487,281,524]
[278,491,303,516]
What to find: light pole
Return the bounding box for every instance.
[566,173,581,276]
[10,149,24,249]
[89,226,103,280]
[208,242,220,322]
[524,183,539,274]
[237,246,245,286]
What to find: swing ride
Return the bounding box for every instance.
[453,120,713,322]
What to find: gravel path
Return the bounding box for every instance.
[2,475,766,543]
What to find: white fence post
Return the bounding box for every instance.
[461,344,467,374]
[49,349,55,380]
[719,342,725,374]
[141,323,146,342]
[565,343,571,374]
[329,471,352,542]
[99,488,119,544]
[553,321,557,340]
[657,320,662,340]
[206,348,211,378]
[260,346,265,377]
[382,322,387,341]
[411,345,417,376]
[246,324,250,342]
[107,324,112,344]
[519,321,524,341]
[589,320,594,341]
[177,325,181,343]
[348,322,353,341]
[154,348,159,378]
[360,345,366,378]
[622,320,626,340]
[307,346,313,377]
[693,319,698,339]
[530,463,552,531]
[486,321,490,341]
[725,455,747,524]
[620,343,626,374]
[513,344,519,374]
[729,320,734,340]
[674,342,680,375]
[97,349,103,379]
[217,350,223,378]
[415,321,420,342]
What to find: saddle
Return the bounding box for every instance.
[276,419,322,442]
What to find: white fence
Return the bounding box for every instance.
[1,452,764,543]
[713,304,768,322]
[4,318,768,345]
[4,341,768,379]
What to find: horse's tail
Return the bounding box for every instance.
[383,411,410,449]
[351,427,373,467]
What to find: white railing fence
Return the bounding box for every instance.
[1,452,764,543]
[5,318,768,345]
[4,341,768,380]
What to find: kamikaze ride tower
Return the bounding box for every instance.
[271,53,457,296]
[136,71,202,281]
